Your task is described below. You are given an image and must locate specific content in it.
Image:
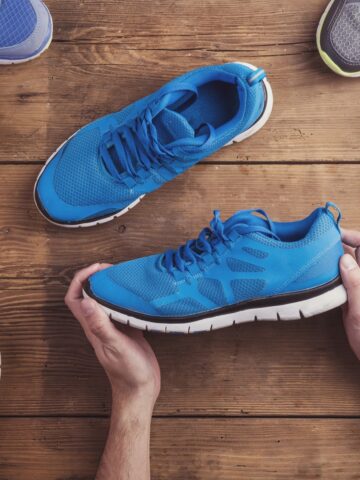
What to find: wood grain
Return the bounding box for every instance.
[1,298,360,416]
[1,418,360,480]
[46,0,325,49]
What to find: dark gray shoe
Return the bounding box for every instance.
[317,0,360,77]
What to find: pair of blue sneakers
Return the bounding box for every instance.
[33,61,347,334]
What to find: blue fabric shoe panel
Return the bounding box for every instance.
[0,0,52,61]
[35,63,269,225]
[0,0,36,47]
[87,204,344,318]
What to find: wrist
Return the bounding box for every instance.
[96,390,153,480]
[111,390,155,423]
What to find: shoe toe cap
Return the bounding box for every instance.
[34,137,135,225]
[86,266,160,317]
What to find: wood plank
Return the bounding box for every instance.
[1,297,360,416]
[1,418,360,480]
[1,164,360,415]
[46,0,325,49]
[1,44,360,163]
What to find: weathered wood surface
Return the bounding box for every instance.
[43,0,331,48]
[1,418,360,480]
[1,300,360,416]
[1,0,360,478]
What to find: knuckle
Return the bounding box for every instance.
[89,319,106,336]
[73,270,83,281]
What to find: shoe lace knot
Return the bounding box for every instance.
[162,209,279,274]
[99,83,213,182]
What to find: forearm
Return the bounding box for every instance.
[96,395,153,480]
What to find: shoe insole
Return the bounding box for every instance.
[176,80,240,130]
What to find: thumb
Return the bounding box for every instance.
[80,298,120,345]
[340,254,360,317]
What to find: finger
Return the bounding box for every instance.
[99,263,113,269]
[341,229,360,249]
[342,243,360,265]
[356,247,360,265]
[65,263,100,305]
[65,263,112,306]
[65,263,113,345]
[80,297,125,346]
[340,254,360,316]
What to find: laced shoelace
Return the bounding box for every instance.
[162,210,280,274]
[99,83,215,182]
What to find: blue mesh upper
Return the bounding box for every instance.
[242,246,268,259]
[231,279,266,302]
[106,256,177,302]
[226,257,265,273]
[250,213,334,248]
[293,243,343,284]
[197,277,227,305]
[0,0,36,47]
[157,298,206,316]
[53,128,139,206]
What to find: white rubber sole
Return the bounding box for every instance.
[0,13,53,65]
[34,61,273,228]
[84,284,347,335]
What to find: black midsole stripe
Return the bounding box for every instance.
[34,188,121,225]
[84,276,343,325]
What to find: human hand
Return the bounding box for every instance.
[65,263,161,412]
[340,229,360,361]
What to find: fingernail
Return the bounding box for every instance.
[341,254,357,271]
[81,298,95,317]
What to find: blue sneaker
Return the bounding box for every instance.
[34,62,273,227]
[0,0,53,64]
[84,203,347,334]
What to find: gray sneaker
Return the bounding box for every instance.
[317,0,360,77]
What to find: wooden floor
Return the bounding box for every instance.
[1,0,360,478]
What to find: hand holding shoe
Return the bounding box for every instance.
[340,229,360,361]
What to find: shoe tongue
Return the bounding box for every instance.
[224,210,275,236]
[153,108,195,145]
